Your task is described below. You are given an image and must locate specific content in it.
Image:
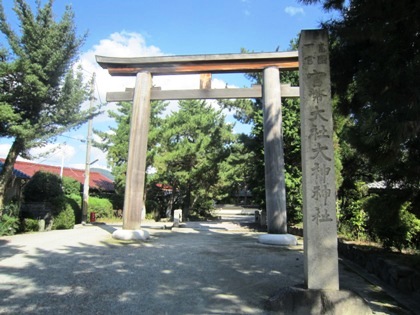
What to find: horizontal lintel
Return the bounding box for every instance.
[106,85,299,102]
[97,51,299,76]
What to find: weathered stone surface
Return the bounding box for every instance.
[263,66,287,234]
[112,229,150,241]
[265,286,372,315]
[299,29,339,290]
[258,234,298,246]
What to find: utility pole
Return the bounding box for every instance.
[82,73,95,224]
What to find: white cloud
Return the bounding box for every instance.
[77,31,165,122]
[29,143,76,165]
[0,143,11,158]
[285,6,305,16]
[1,31,238,170]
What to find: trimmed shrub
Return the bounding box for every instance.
[66,194,82,224]
[22,173,80,230]
[23,171,63,202]
[88,196,113,220]
[53,203,75,229]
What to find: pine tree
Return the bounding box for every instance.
[0,0,90,208]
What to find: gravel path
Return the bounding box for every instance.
[0,218,415,314]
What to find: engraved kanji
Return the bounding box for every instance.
[307,70,326,87]
[312,207,333,225]
[304,56,315,65]
[309,123,330,141]
[318,43,327,53]
[309,106,328,122]
[311,184,331,205]
[311,162,331,184]
[309,88,327,104]
[317,55,327,64]
[311,143,332,161]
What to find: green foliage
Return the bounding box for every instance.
[338,181,369,240]
[0,0,91,208]
[155,100,235,217]
[22,218,39,232]
[0,213,19,235]
[365,193,420,250]
[94,100,167,195]
[0,202,20,235]
[301,0,420,248]
[23,171,63,202]
[145,181,170,221]
[53,202,75,230]
[62,176,81,195]
[220,57,306,223]
[22,173,80,229]
[66,193,82,224]
[88,196,113,220]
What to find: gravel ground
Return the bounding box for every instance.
[0,217,416,314]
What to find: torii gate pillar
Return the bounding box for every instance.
[112,72,151,240]
[262,67,287,234]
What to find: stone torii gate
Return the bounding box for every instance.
[97,30,344,294]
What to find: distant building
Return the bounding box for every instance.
[0,158,114,203]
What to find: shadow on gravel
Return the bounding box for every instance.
[0,228,304,314]
[0,223,414,314]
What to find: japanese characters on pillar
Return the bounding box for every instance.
[299,29,339,290]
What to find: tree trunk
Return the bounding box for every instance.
[0,138,24,210]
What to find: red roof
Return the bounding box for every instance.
[0,158,114,192]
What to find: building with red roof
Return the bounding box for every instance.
[0,158,114,203]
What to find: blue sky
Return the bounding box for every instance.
[0,0,335,170]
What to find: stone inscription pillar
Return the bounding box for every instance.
[263,66,287,234]
[122,72,152,230]
[299,30,339,290]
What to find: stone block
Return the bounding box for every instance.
[266,286,372,315]
[258,234,298,246]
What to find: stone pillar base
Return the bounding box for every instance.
[265,286,372,314]
[112,229,150,241]
[258,234,298,246]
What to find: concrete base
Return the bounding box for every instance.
[266,286,372,315]
[258,233,298,246]
[112,229,150,241]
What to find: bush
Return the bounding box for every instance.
[88,196,113,220]
[66,194,82,224]
[338,181,369,240]
[0,203,20,236]
[62,177,81,195]
[53,203,75,229]
[22,218,40,232]
[23,171,63,202]
[22,173,81,230]
[366,193,420,250]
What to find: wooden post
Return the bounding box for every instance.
[122,72,152,230]
[82,73,95,223]
[200,73,212,89]
[263,66,287,234]
[299,29,339,290]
